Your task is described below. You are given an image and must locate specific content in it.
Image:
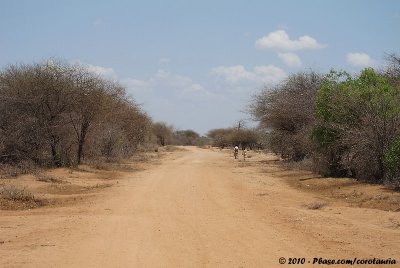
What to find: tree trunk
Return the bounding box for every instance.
[77,121,90,165]
[50,143,61,167]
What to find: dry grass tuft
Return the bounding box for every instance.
[0,184,45,209]
[283,158,314,171]
[161,146,186,152]
[85,183,113,190]
[0,185,34,201]
[303,201,328,210]
[35,174,66,184]
[0,161,37,178]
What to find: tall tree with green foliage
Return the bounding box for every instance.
[314,68,400,182]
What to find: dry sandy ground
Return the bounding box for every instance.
[1,147,399,267]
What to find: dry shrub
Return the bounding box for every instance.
[0,185,34,201]
[136,143,159,153]
[238,162,251,167]
[163,145,183,152]
[85,157,120,170]
[0,60,151,168]
[283,158,314,171]
[85,183,113,190]
[249,71,322,161]
[198,145,211,149]
[303,201,328,210]
[35,174,66,184]
[0,161,36,178]
[134,152,159,162]
[91,162,112,171]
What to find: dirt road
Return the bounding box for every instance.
[1,147,399,267]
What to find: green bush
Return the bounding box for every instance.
[314,68,400,181]
[384,137,400,187]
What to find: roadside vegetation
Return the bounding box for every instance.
[151,121,209,147]
[0,59,177,209]
[0,58,212,209]
[248,54,400,189]
[207,124,261,150]
[2,54,400,209]
[0,59,151,170]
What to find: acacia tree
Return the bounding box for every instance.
[174,130,200,145]
[152,122,173,146]
[0,61,77,166]
[81,81,151,158]
[112,98,151,155]
[207,128,233,148]
[227,128,260,149]
[383,54,400,186]
[249,71,322,160]
[66,65,107,164]
[0,59,152,166]
[207,127,260,149]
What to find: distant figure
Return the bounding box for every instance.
[234,145,239,159]
[243,148,247,161]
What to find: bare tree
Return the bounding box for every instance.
[152,122,173,146]
[0,59,152,167]
[173,130,200,145]
[207,128,233,148]
[249,71,322,160]
[67,66,114,164]
[0,61,76,166]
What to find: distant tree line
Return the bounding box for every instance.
[151,121,209,147]
[207,126,261,150]
[249,54,400,188]
[0,59,151,167]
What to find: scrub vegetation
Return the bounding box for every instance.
[0,59,151,169]
[248,54,400,188]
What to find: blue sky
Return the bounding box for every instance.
[1,0,399,135]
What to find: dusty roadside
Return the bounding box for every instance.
[1,147,399,267]
[0,151,163,211]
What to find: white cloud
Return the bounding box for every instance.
[123,69,216,101]
[277,24,289,31]
[159,58,171,64]
[73,64,215,102]
[72,60,118,80]
[92,19,104,27]
[151,70,193,88]
[243,32,252,37]
[181,83,215,99]
[211,65,286,85]
[211,65,256,83]
[255,30,325,51]
[278,52,302,67]
[86,64,117,80]
[253,65,287,84]
[346,52,375,67]
[122,78,151,89]
[190,84,204,92]
[154,69,169,79]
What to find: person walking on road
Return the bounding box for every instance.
[243,147,247,161]
[234,145,239,159]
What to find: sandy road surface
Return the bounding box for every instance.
[1,147,399,267]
